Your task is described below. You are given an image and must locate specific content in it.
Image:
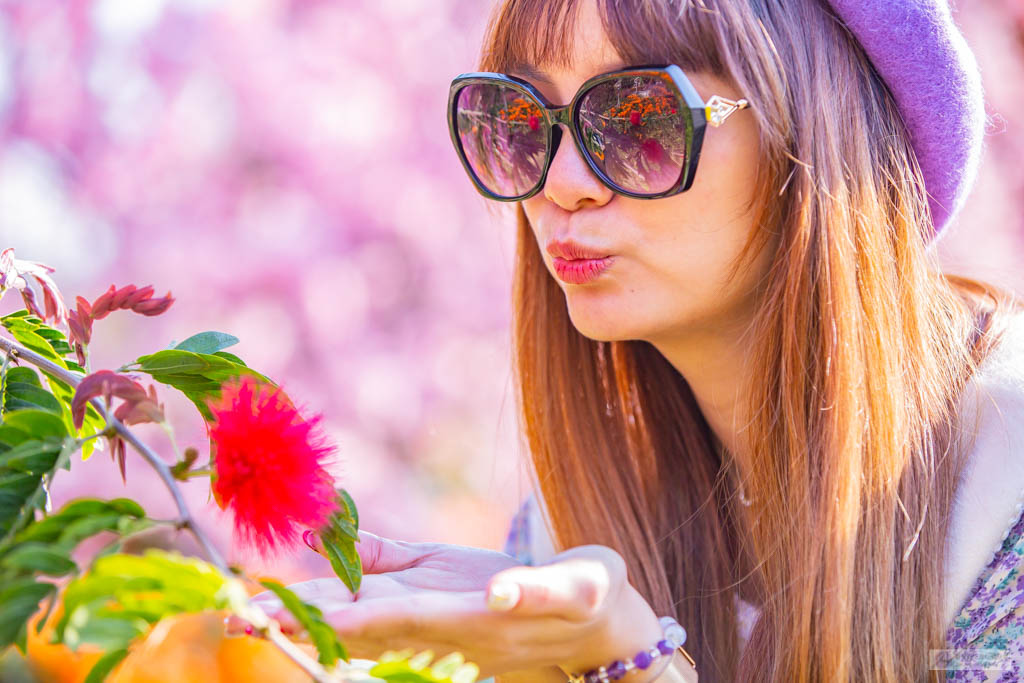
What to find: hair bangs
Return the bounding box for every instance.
[478,0,727,77]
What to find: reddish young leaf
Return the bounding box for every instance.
[112,384,165,426]
[131,294,174,316]
[71,370,151,430]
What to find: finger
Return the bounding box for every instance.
[323,591,485,641]
[223,614,252,637]
[224,612,300,638]
[302,527,424,575]
[485,544,627,622]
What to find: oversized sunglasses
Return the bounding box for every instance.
[446,64,749,201]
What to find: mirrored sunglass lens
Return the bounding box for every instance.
[455,83,547,198]
[578,74,689,195]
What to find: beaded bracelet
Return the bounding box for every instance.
[566,616,696,683]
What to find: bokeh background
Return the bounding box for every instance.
[0,0,1022,678]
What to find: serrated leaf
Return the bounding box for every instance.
[2,542,76,576]
[83,647,129,683]
[257,580,349,667]
[173,331,240,355]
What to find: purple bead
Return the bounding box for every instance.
[657,639,674,655]
[633,650,653,669]
[607,661,627,680]
[584,671,601,683]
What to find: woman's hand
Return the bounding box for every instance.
[231,529,672,680]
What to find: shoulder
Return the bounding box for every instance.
[944,307,1024,631]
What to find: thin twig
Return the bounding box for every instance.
[0,334,343,683]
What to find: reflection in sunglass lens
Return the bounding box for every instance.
[455,83,548,198]
[578,74,689,194]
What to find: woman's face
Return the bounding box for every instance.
[517,0,773,348]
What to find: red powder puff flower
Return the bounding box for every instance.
[206,376,339,555]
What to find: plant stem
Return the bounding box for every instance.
[0,334,344,683]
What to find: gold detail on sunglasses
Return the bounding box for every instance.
[705,96,749,127]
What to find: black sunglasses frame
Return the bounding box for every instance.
[446,64,710,202]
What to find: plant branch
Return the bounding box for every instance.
[0,334,344,683]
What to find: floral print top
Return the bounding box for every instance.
[502,493,1024,680]
[943,497,1024,681]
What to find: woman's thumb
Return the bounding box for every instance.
[485,545,625,622]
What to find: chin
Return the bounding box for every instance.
[565,309,642,343]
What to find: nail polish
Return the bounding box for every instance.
[486,582,521,611]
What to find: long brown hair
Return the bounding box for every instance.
[476,0,1023,680]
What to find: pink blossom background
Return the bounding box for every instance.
[0,0,1022,587]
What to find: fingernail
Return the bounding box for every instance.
[303,529,317,552]
[486,582,520,611]
[224,616,247,638]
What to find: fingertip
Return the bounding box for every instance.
[485,579,522,612]
[302,529,321,553]
[223,615,251,637]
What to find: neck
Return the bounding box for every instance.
[647,319,754,475]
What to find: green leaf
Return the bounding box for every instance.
[257,580,349,667]
[2,409,68,440]
[1,316,74,369]
[68,612,148,651]
[2,542,76,576]
[0,438,82,544]
[131,349,273,425]
[56,550,229,652]
[369,650,480,683]
[212,351,246,366]
[0,438,63,473]
[83,648,129,683]
[335,488,359,540]
[321,532,362,596]
[3,381,64,414]
[1,324,68,370]
[0,472,43,536]
[0,578,56,651]
[5,366,42,387]
[173,331,240,355]
[318,488,362,594]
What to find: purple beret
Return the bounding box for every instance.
[824,0,985,240]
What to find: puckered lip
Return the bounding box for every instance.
[545,238,612,260]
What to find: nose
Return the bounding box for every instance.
[541,123,614,211]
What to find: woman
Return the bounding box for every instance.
[252,0,1024,680]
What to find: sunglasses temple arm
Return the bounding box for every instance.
[705,96,749,127]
